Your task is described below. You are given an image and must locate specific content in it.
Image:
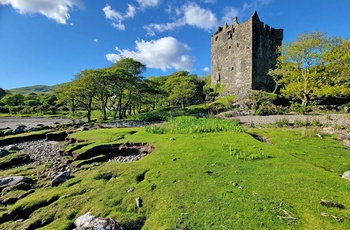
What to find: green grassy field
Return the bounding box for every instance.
[0,117,349,229]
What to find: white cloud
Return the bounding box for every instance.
[106,37,195,71]
[137,0,160,9]
[102,4,137,30]
[144,2,218,36]
[93,39,98,43]
[203,67,210,72]
[221,6,240,24]
[201,0,216,3]
[125,4,136,18]
[182,2,218,30]
[0,0,83,24]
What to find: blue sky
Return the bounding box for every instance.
[0,0,349,90]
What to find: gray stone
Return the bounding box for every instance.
[51,171,70,187]
[0,176,31,186]
[14,125,26,134]
[5,144,21,151]
[0,148,10,157]
[74,212,123,230]
[342,171,350,180]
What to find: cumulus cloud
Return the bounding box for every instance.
[203,67,210,72]
[102,4,137,30]
[137,0,160,9]
[106,37,195,71]
[0,0,83,24]
[144,2,218,36]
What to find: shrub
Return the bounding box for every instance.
[274,118,290,127]
[206,102,226,115]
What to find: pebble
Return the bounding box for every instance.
[14,139,66,166]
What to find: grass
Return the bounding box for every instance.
[0,120,350,229]
[145,116,243,134]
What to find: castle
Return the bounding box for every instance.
[211,11,283,97]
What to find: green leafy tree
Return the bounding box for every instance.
[276,31,350,106]
[163,72,204,108]
[1,93,25,106]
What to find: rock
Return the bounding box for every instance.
[0,176,31,186]
[46,131,68,141]
[3,130,13,135]
[14,125,26,134]
[135,197,142,207]
[342,171,350,180]
[77,126,89,131]
[74,212,123,230]
[5,145,21,151]
[51,171,70,187]
[0,148,10,157]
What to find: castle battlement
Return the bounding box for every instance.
[211,11,283,97]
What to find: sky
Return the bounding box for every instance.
[0,0,349,90]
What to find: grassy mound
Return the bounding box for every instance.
[0,122,350,229]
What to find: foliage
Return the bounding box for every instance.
[145,116,243,134]
[130,110,170,122]
[276,31,350,107]
[249,90,281,115]
[162,71,205,109]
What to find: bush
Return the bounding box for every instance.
[249,90,278,109]
[290,103,311,114]
[206,102,226,115]
[0,106,9,114]
[274,118,290,127]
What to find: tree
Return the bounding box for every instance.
[275,32,350,106]
[73,69,100,122]
[0,88,6,100]
[56,83,79,117]
[163,72,204,108]
[1,93,24,106]
[107,58,146,119]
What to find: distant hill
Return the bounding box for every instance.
[8,84,63,95]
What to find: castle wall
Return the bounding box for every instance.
[211,12,283,97]
[251,13,283,91]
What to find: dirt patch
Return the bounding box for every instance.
[0,117,72,130]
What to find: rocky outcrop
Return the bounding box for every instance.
[74,212,123,230]
[0,176,32,187]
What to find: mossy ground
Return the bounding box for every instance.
[0,121,350,229]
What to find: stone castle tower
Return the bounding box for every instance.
[211,11,283,97]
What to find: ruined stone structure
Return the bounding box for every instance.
[211,11,283,97]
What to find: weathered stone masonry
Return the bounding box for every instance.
[211,11,283,97]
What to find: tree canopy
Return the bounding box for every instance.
[273,31,350,106]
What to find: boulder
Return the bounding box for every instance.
[0,148,10,157]
[342,171,350,180]
[14,125,26,134]
[51,171,70,187]
[0,176,32,186]
[5,145,21,151]
[74,212,123,230]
